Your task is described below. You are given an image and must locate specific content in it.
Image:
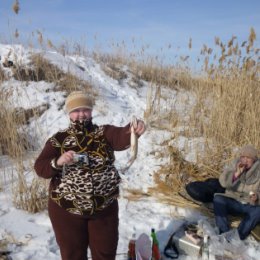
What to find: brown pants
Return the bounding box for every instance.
[48,199,119,260]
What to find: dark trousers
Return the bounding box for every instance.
[213,195,260,240]
[48,199,119,260]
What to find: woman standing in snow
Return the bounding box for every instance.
[213,145,260,240]
[34,90,146,260]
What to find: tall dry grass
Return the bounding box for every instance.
[200,29,259,146]
[12,53,94,93]
[0,88,49,212]
[0,67,6,82]
[152,29,260,194]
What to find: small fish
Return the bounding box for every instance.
[121,116,138,173]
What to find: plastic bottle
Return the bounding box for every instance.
[127,234,136,260]
[151,228,161,260]
[202,235,209,260]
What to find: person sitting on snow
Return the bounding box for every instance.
[213,144,260,240]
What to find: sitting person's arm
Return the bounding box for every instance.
[219,159,240,188]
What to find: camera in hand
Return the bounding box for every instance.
[73,153,89,164]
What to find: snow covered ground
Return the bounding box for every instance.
[0,44,259,260]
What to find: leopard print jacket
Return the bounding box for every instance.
[35,120,130,216]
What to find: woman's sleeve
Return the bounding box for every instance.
[103,124,131,151]
[34,140,62,179]
[219,159,238,188]
[219,168,235,188]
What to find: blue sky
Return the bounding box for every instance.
[0,0,259,65]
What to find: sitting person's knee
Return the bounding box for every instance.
[213,195,226,204]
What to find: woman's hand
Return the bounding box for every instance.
[234,161,246,178]
[133,120,146,136]
[56,150,75,166]
[249,191,258,205]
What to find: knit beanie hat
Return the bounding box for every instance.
[65,91,94,113]
[239,145,258,160]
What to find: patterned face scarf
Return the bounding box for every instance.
[69,118,93,134]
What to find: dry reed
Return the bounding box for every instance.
[0,88,49,212]
[12,0,20,14]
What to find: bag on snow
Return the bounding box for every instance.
[185,178,225,203]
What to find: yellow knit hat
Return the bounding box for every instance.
[65,91,94,113]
